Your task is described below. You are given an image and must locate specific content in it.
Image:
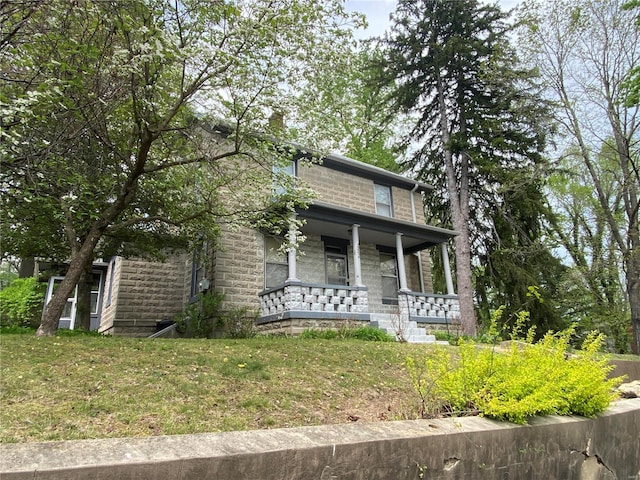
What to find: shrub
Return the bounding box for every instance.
[174,292,257,339]
[0,277,46,328]
[405,323,624,424]
[300,325,394,342]
[218,306,257,339]
[174,292,225,338]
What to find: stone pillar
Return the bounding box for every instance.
[395,233,409,292]
[286,214,299,282]
[441,243,455,295]
[352,224,363,287]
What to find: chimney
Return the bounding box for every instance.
[268,110,284,131]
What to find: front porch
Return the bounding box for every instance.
[257,282,460,340]
[255,201,460,340]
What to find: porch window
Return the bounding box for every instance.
[380,253,399,303]
[325,244,349,286]
[374,184,393,217]
[265,236,288,288]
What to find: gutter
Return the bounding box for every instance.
[410,183,426,294]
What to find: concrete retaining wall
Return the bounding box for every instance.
[1,399,638,479]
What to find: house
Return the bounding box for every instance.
[46,135,461,340]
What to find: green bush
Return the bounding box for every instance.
[300,325,395,342]
[0,277,46,328]
[174,292,257,339]
[405,324,624,424]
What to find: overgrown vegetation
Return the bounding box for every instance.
[300,326,395,342]
[173,292,257,339]
[406,315,625,424]
[0,277,46,328]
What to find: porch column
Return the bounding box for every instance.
[395,232,409,292]
[351,224,363,287]
[441,243,455,295]
[286,214,299,282]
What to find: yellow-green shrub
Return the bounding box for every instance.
[406,325,624,424]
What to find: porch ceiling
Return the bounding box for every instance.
[296,201,458,253]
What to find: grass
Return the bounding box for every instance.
[0,332,443,443]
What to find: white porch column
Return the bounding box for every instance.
[286,214,299,282]
[351,224,363,287]
[395,233,409,292]
[441,243,455,295]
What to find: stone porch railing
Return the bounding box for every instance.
[398,291,460,324]
[258,283,369,323]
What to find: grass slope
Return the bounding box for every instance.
[1,334,438,443]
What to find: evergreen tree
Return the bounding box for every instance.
[380,0,558,335]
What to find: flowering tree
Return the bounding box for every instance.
[0,0,360,335]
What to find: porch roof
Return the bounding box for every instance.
[296,201,458,253]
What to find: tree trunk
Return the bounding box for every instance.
[435,72,477,336]
[627,248,640,354]
[37,232,102,336]
[75,263,93,331]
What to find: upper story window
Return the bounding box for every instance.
[265,235,288,288]
[374,184,393,217]
[273,159,296,196]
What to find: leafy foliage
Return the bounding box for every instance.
[300,325,395,342]
[0,277,46,328]
[406,320,624,424]
[1,0,359,334]
[517,0,640,353]
[174,292,257,339]
[380,0,557,335]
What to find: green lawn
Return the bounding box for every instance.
[0,333,438,443]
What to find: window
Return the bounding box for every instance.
[374,184,393,217]
[265,236,288,288]
[190,243,208,300]
[90,271,103,315]
[105,258,115,307]
[324,241,349,286]
[273,159,296,196]
[380,253,399,302]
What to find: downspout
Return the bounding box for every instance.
[410,183,426,293]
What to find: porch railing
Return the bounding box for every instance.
[398,292,460,324]
[259,283,369,317]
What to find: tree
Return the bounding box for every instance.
[380,0,554,336]
[518,0,640,353]
[294,47,404,172]
[1,0,358,336]
[545,146,631,351]
[622,0,640,106]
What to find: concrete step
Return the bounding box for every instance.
[370,319,436,344]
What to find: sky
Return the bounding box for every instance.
[344,0,522,38]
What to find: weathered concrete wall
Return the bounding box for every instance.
[610,359,640,382]
[2,399,638,480]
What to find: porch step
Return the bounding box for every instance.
[370,317,436,344]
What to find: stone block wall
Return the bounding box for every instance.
[212,226,264,314]
[101,255,190,337]
[297,162,419,223]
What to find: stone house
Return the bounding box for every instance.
[46,136,461,339]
